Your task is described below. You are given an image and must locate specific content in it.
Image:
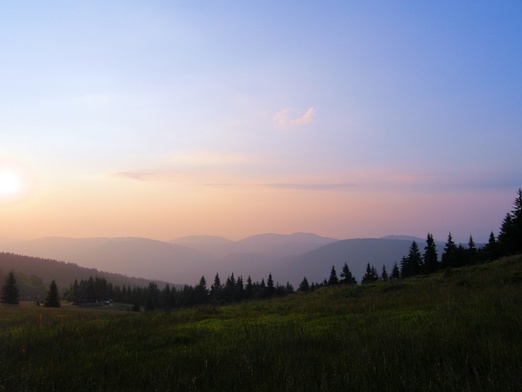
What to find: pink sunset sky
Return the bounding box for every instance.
[1,2,521,244]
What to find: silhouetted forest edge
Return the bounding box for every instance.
[1,188,521,309]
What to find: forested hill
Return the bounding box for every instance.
[0,252,170,299]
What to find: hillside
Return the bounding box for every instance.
[2,237,215,284]
[0,252,169,299]
[1,255,521,391]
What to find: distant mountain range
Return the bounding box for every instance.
[1,233,444,287]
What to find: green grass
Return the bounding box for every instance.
[1,256,522,391]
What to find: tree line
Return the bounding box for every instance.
[2,189,521,308]
[312,188,522,285]
[59,272,295,310]
[396,188,521,279]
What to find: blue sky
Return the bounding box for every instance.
[1,2,521,242]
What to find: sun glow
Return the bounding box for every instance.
[0,169,26,200]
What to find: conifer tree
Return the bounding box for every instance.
[44,280,61,308]
[2,271,19,305]
[466,235,477,265]
[224,274,236,302]
[194,276,208,305]
[298,277,310,292]
[401,241,422,277]
[391,262,400,279]
[145,294,154,311]
[441,232,458,268]
[169,285,179,309]
[162,284,171,310]
[381,265,388,281]
[245,276,254,298]
[399,256,407,278]
[210,273,222,302]
[454,244,467,267]
[145,282,160,311]
[339,263,357,284]
[70,279,79,302]
[235,276,245,300]
[423,233,439,273]
[266,273,275,297]
[482,231,500,261]
[498,189,522,255]
[328,265,339,286]
[362,263,379,284]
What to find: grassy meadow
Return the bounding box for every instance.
[1,256,522,391]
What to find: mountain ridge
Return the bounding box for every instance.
[2,233,429,286]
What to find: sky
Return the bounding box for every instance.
[1,1,521,244]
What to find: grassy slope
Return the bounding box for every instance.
[1,256,521,391]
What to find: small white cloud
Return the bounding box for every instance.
[274,107,315,130]
[295,107,316,126]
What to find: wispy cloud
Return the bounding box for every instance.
[111,170,179,182]
[203,182,247,189]
[169,152,252,166]
[274,107,316,130]
[264,182,356,191]
[110,151,257,183]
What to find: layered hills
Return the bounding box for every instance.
[1,233,441,287]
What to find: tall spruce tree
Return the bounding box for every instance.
[441,232,458,268]
[235,276,245,300]
[194,276,208,305]
[298,277,310,292]
[224,274,236,302]
[245,276,254,298]
[328,265,339,286]
[423,233,439,273]
[466,235,477,265]
[44,280,61,308]
[381,265,389,281]
[145,282,160,311]
[210,273,222,302]
[266,273,275,297]
[455,244,467,267]
[339,263,357,285]
[401,241,422,278]
[361,263,379,284]
[2,271,20,305]
[482,231,500,261]
[498,188,522,255]
[162,284,171,310]
[391,262,400,279]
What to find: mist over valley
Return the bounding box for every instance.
[1,233,447,287]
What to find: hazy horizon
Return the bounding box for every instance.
[0,230,493,247]
[1,2,521,245]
